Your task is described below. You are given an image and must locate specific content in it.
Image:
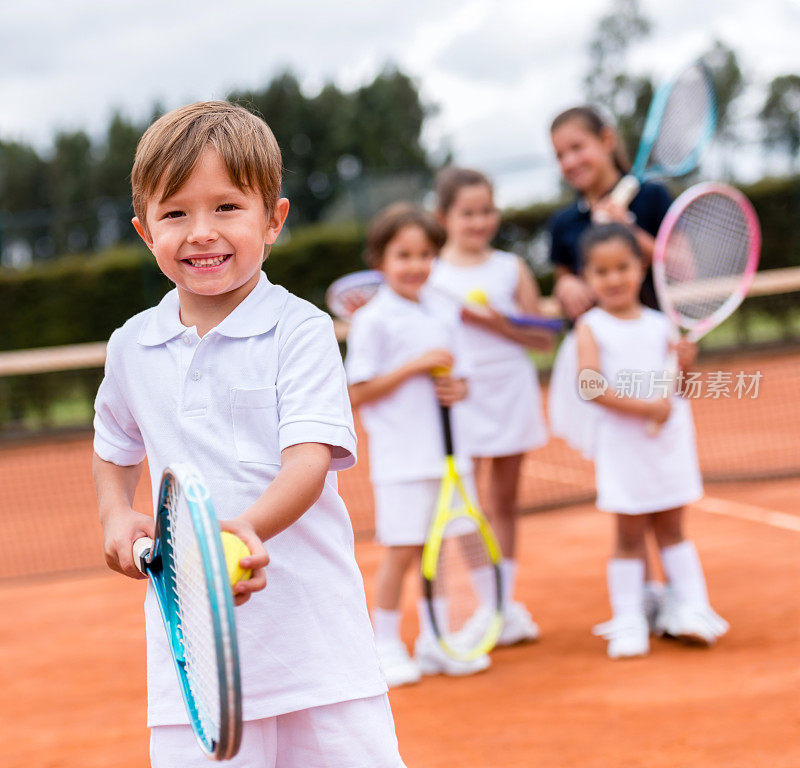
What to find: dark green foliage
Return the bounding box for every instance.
[760,75,800,165]
[1,176,796,354]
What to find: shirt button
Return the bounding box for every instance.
[183,335,192,345]
[192,370,201,381]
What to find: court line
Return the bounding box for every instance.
[695,495,800,532]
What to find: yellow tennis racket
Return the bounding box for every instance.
[420,368,503,661]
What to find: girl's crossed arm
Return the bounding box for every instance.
[575,322,670,424]
[460,258,554,350]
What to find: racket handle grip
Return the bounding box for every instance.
[439,405,454,457]
[132,536,154,574]
[608,175,641,210]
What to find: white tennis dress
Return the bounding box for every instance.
[577,306,703,514]
[429,251,548,457]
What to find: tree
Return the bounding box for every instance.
[701,40,745,152]
[583,0,654,160]
[760,74,800,172]
[0,140,48,213]
[94,112,143,200]
[230,66,433,224]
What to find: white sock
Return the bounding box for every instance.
[469,564,498,607]
[644,580,664,600]
[372,608,401,645]
[661,540,709,608]
[607,559,645,619]
[417,597,449,638]
[499,559,517,611]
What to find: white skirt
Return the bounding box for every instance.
[594,397,703,514]
[373,474,478,546]
[548,332,600,459]
[461,356,548,458]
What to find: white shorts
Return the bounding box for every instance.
[150,694,405,768]
[373,474,478,546]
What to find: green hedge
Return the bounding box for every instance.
[0,177,798,352]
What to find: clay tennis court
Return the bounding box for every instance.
[3,346,800,767]
[3,479,800,767]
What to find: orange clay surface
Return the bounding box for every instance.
[3,478,800,768]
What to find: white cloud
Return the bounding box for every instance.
[0,0,797,203]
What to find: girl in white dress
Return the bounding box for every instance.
[572,223,728,659]
[429,167,552,645]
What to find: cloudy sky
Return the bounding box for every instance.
[1,0,798,205]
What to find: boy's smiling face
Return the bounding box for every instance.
[133,147,289,314]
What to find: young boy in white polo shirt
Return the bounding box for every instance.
[346,203,490,687]
[92,101,405,768]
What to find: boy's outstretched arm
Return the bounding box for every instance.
[93,453,151,578]
[236,443,332,547]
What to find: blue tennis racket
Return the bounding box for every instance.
[133,463,242,761]
[609,61,717,209]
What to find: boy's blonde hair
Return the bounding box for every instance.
[131,101,282,231]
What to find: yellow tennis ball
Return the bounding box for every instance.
[466,288,489,306]
[431,365,451,378]
[220,532,252,586]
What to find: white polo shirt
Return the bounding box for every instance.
[94,273,386,726]
[345,284,472,483]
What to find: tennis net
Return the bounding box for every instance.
[1,268,799,580]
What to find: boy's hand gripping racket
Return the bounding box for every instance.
[648,181,761,433]
[609,60,717,209]
[326,269,563,331]
[420,368,504,661]
[133,463,243,761]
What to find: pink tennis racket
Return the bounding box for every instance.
[649,181,761,432]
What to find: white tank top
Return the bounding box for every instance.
[582,306,672,391]
[429,250,528,367]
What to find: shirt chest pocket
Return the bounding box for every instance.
[230,386,281,466]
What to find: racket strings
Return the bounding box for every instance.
[168,482,221,743]
[664,192,753,323]
[651,65,715,172]
[433,499,498,651]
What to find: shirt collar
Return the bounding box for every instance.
[375,283,429,313]
[137,272,288,346]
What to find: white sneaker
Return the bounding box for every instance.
[414,633,491,677]
[498,601,541,646]
[375,640,421,688]
[643,582,666,635]
[592,614,649,659]
[655,599,729,646]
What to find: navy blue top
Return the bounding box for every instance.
[548,180,672,308]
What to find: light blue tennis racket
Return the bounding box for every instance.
[133,463,242,761]
[609,61,717,209]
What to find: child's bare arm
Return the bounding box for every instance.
[93,453,151,578]
[575,323,670,423]
[349,348,454,407]
[461,306,555,350]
